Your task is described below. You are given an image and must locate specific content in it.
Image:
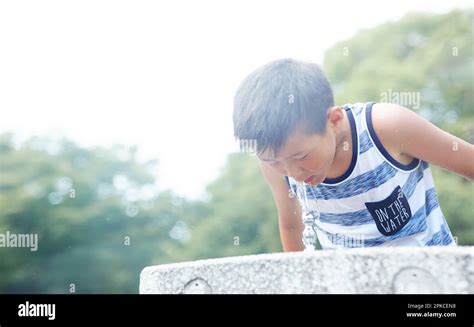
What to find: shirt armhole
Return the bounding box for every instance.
[365,102,420,171]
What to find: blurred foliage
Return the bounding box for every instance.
[324,9,473,126]
[0,134,205,293]
[0,9,472,293]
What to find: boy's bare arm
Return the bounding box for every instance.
[372,103,474,182]
[259,159,304,252]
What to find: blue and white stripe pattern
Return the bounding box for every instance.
[287,102,455,249]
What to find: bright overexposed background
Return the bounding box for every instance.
[0,0,471,199]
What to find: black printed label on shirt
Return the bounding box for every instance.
[364,186,412,236]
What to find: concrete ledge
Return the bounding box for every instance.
[140,246,474,294]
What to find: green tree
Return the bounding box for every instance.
[0,133,201,293]
[324,9,473,125]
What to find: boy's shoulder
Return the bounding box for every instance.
[368,102,416,165]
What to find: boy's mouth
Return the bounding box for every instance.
[304,176,316,184]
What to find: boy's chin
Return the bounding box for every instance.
[305,175,324,185]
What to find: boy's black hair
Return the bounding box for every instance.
[233,58,334,157]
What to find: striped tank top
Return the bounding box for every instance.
[286,102,456,249]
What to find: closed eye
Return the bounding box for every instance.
[296,153,309,160]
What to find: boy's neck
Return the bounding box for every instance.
[326,109,353,179]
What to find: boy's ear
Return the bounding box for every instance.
[326,106,344,133]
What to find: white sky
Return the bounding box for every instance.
[0,0,472,199]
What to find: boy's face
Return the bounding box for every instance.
[258,106,345,185]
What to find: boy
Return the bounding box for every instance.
[233,58,474,251]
